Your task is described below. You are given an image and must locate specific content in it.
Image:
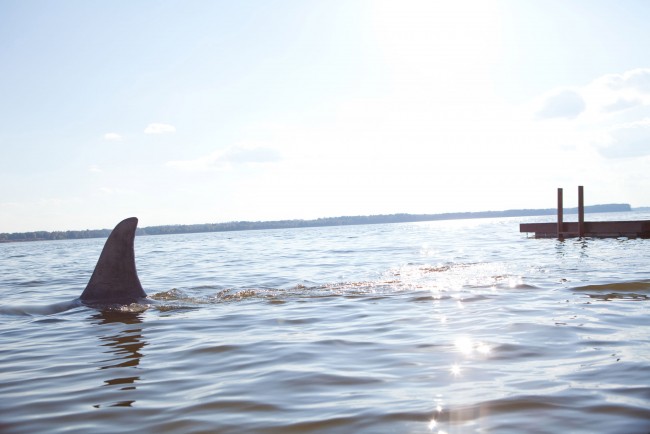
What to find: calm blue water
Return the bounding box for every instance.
[1,213,650,433]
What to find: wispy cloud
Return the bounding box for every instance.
[88,165,103,173]
[166,144,282,171]
[599,119,650,159]
[144,123,176,134]
[531,68,650,162]
[533,68,650,122]
[97,187,136,196]
[536,89,586,120]
[584,68,650,118]
[104,132,123,141]
[603,98,642,113]
[602,68,650,93]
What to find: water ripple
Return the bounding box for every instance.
[2,217,650,433]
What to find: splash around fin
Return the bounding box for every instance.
[80,217,149,307]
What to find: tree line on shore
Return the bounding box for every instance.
[0,203,632,243]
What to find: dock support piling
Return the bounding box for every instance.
[557,188,564,239]
[578,185,585,237]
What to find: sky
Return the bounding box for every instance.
[1,0,650,232]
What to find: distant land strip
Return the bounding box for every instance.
[0,203,634,243]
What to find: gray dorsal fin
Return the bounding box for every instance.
[80,217,147,305]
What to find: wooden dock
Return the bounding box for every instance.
[520,186,650,239]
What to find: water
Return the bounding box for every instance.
[1,213,650,433]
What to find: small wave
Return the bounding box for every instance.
[387,262,537,294]
[147,262,531,307]
[77,299,156,315]
[150,288,191,301]
[587,292,649,301]
[143,260,543,310]
[431,394,650,433]
[214,288,264,301]
[150,287,276,308]
[6,254,28,259]
[571,280,650,301]
[571,280,650,292]
[148,288,212,312]
[13,279,49,287]
[0,299,82,316]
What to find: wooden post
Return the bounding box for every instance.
[578,185,585,237]
[557,187,563,239]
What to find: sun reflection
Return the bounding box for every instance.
[477,342,491,355]
[508,276,523,288]
[450,363,462,376]
[455,336,473,355]
[428,418,449,434]
[428,401,446,432]
[454,336,491,356]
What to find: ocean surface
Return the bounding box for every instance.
[1,212,650,434]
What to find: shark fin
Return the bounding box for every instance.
[80,217,147,305]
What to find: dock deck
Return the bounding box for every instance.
[520,186,650,239]
[520,220,650,239]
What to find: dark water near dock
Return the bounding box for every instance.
[1,213,650,433]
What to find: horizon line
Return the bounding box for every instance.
[1,203,640,242]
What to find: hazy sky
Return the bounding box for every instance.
[2,0,650,232]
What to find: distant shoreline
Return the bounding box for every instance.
[0,203,634,243]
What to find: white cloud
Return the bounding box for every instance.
[582,68,650,118]
[144,123,176,134]
[598,118,650,159]
[530,68,650,163]
[88,165,103,173]
[104,132,122,141]
[603,98,642,113]
[603,68,650,93]
[529,68,650,125]
[166,144,282,171]
[220,145,282,164]
[97,186,137,196]
[536,89,586,119]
